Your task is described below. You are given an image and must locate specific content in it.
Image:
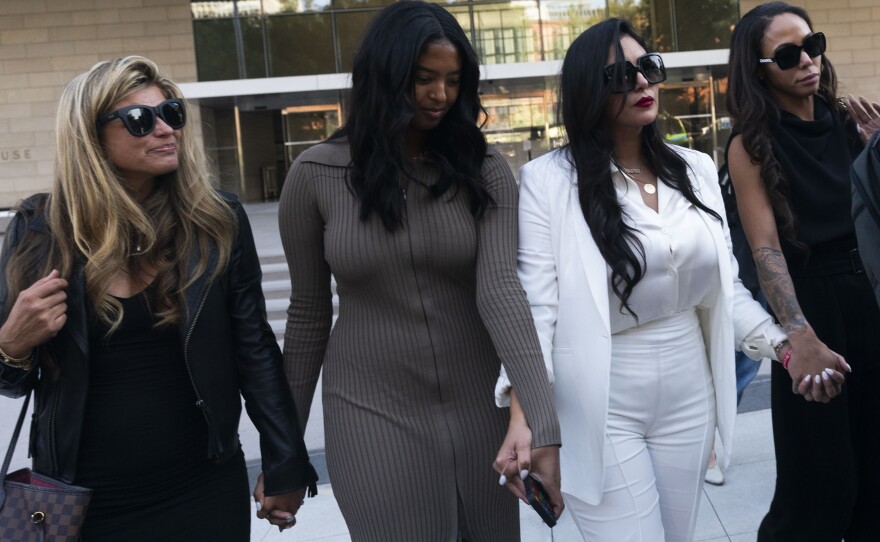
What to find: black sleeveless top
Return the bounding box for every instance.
[75,290,249,541]
[768,97,864,256]
[76,290,207,488]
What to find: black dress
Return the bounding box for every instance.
[756,99,880,542]
[74,291,250,541]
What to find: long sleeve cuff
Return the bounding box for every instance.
[740,321,787,361]
[494,364,512,408]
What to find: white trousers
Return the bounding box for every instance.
[565,309,716,542]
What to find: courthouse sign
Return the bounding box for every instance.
[0,149,34,162]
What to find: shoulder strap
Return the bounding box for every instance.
[0,390,32,508]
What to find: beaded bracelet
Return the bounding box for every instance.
[0,344,33,370]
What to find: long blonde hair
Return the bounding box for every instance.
[7,56,235,332]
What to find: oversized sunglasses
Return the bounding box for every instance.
[758,32,826,70]
[96,98,186,137]
[604,53,667,93]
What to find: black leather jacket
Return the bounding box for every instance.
[0,193,317,496]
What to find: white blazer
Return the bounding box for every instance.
[498,145,782,505]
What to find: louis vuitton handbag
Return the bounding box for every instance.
[0,390,92,541]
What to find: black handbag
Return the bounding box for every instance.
[0,391,92,541]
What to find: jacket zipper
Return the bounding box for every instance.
[183,279,221,459]
[48,387,60,475]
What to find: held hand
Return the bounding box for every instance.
[528,445,565,521]
[845,95,880,143]
[786,329,849,402]
[253,472,306,532]
[493,415,531,503]
[793,350,848,403]
[0,270,68,359]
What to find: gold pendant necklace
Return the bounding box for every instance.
[620,167,656,195]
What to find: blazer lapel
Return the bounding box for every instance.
[566,177,612,335]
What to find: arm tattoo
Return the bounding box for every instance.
[753,247,808,334]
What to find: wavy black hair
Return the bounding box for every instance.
[727,1,840,249]
[561,18,721,317]
[332,0,491,231]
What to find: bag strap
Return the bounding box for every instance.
[0,390,32,508]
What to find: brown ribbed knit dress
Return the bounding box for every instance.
[279,139,560,542]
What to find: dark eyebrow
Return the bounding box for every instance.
[414,66,462,76]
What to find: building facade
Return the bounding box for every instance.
[1,0,878,206]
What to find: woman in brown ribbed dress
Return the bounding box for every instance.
[278,2,561,541]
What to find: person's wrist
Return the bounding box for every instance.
[780,348,792,370]
[0,342,33,370]
[508,410,528,426]
[773,340,791,362]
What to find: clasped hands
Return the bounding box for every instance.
[253,472,307,533]
[783,328,851,403]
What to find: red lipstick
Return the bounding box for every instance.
[635,97,654,108]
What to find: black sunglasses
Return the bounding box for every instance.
[96,98,186,137]
[604,53,667,93]
[758,32,826,71]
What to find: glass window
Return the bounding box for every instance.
[335,10,380,72]
[472,1,541,65]
[266,13,336,76]
[537,0,606,61]
[241,16,268,78]
[673,0,737,51]
[199,105,241,194]
[264,0,332,13]
[193,19,240,81]
[236,0,262,16]
[191,0,261,18]
[191,0,236,19]
[332,0,395,9]
[642,0,673,51]
[607,0,652,48]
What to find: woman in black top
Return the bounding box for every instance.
[0,56,318,540]
[726,3,880,540]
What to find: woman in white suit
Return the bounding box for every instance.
[494,19,846,542]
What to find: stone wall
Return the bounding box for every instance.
[0,0,195,208]
[739,0,880,99]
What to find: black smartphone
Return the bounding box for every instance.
[524,473,557,528]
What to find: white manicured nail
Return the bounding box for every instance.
[498,475,507,486]
[520,469,529,480]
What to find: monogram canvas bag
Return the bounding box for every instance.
[0,391,92,541]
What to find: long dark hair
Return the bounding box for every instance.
[727,2,838,248]
[333,0,490,231]
[561,18,721,318]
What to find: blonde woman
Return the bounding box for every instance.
[0,57,317,540]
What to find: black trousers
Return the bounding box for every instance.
[758,257,880,541]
